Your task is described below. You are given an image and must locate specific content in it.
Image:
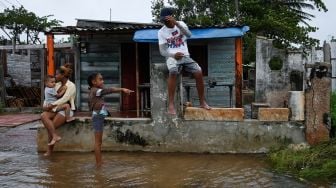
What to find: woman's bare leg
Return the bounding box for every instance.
[63,104,75,122]
[46,113,66,154]
[41,112,59,147]
[43,130,53,156]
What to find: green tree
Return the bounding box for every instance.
[0,6,62,45]
[151,0,327,63]
[152,0,233,25]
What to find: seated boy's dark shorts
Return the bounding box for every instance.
[92,114,105,132]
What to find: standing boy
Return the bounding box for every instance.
[87,73,134,167]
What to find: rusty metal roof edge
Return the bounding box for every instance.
[45,19,247,35]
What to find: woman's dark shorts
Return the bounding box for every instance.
[92,114,105,132]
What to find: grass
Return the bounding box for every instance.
[268,139,336,181]
[268,92,336,182]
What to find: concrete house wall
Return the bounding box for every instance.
[256,37,311,107]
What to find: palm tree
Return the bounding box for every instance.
[279,0,315,25]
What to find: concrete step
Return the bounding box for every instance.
[251,102,270,119]
[184,107,244,121]
[258,108,289,121]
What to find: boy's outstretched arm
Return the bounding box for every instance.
[113,88,134,95]
[99,88,134,96]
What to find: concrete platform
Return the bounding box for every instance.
[184,107,244,121]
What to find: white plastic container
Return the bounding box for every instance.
[288,91,305,121]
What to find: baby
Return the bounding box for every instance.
[44,75,75,122]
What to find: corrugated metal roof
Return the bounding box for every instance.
[45,19,246,35]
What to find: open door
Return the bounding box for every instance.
[121,43,137,111]
[121,43,150,114]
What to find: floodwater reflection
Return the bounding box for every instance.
[0,123,329,187]
[29,152,309,187]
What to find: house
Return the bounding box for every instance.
[45,19,249,116]
[41,19,332,153]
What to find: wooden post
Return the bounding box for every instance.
[74,43,81,111]
[40,49,45,107]
[2,49,7,76]
[135,43,140,117]
[235,37,243,108]
[47,34,55,76]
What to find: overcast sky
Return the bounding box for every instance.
[0,0,335,44]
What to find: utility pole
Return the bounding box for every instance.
[110,8,112,21]
[235,0,240,23]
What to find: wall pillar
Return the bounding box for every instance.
[150,63,182,118]
[305,63,331,145]
[331,41,336,91]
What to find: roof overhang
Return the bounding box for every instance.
[133,26,250,43]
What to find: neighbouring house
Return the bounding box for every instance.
[0,44,74,108]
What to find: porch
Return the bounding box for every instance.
[37,117,305,153]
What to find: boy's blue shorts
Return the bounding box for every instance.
[92,114,105,132]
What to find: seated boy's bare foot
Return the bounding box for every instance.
[96,162,103,168]
[167,106,176,115]
[66,117,75,122]
[43,151,51,157]
[48,136,61,146]
[200,103,211,110]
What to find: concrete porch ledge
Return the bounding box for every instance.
[37,117,306,153]
[184,107,244,121]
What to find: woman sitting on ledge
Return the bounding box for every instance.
[41,63,76,156]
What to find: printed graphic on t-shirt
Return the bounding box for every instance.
[166,33,185,49]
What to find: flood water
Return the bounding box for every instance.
[0,122,332,187]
